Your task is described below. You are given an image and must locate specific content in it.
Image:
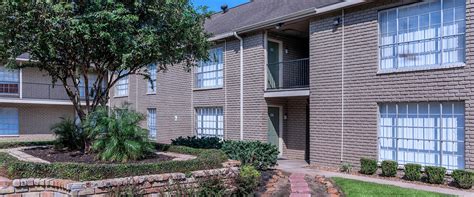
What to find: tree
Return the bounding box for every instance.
[0,0,211,120]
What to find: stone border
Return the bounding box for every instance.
[1,161,240,196]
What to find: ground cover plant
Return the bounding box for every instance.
[221,140,279,170]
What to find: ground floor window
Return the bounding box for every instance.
[195,107,223,138]
[378,102,465,170]
[147,108,157,139]
[0,108,19,136]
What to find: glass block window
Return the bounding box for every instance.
[379,0,466,71]
[195,48,223,88]
[0,66,19,94]
[195,107,224,138]
[147,108,157,139]
[147,64,157,93]
[0,108,19,136]
[379,102,465,170]
[115,75,129,97]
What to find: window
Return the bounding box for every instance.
[0,108,19,136]
[79,74,99,98]
[0,66,19,94]
[195,107,223,138]
[379,0,466,71]
[147,64,157,94]
[147,108,157,139]
[195,48,223,88]
[115,75,129,97]
[378,102,465,170]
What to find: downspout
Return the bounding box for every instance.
[340,9,345,163]
[233,32,244,141]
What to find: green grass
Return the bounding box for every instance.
[332,177,454,197]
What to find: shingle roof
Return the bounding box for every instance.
[204,0,343,35]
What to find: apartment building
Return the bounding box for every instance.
[0,57,75,136]
[114,0,472,171]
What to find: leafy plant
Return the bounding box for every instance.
[171,136,222,149]
[221,140,279,170]
[381,160,398,177]
[51,117,84,151]
[451,169,473,189]
[198,175,228,196]
[236,165,261,195]
[83,106,154,163]
[424,166,446,184]
[340,162,353,173]
[360,158,377,175]
[404,163,422,181]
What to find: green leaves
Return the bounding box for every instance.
[221,141,279,170]
[83,106,155,163]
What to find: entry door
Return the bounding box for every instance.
[267,41,281,89]
[267,107,280,150]
[0,108,19,136]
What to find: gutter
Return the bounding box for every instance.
[233,32,244,141]
[208,0,365,41]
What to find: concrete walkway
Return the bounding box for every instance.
[277,159,474,197]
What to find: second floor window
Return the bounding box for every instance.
[115,75,129,97]
[147,64,157,94]
[0,67,19,94]
[379,0,466,72]
[195,48,223,88]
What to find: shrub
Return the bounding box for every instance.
[359,158,377,175]
[171,136,222,149]
[51,117,84,151]
[236,165,261,195]
[198,174,228,196]
[84,107,154,163]
[0,147,228,181]
[381,160,398,177]
[340,162,353,173]
[451,169,474,189]
[424,166,446,184]
[404,163,422,181]
[221,140,279,170]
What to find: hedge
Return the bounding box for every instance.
[360,158,377,175]
[171,136,222,149]
[381,160,398,177]
[452,169,474,189]
[0,141,55,149]
[424,166,446,184]
[404,163,422,181]
[0,145,228,181]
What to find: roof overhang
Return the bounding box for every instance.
[208,0,367,41]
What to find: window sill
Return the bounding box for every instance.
[193,87,223,91]
[113,95,128,98]
[377,63,465,75]
[146,92,156,95]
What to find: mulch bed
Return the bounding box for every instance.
[308,164,474,192]
[255,170,291,197]
[23,147,175,164]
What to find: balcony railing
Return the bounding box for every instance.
[0,81,101,100]
[267,58,309,90]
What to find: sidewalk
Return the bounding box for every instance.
[277,159,474,197]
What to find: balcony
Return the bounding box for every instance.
[0,81,98,101]
[265,58,309,97]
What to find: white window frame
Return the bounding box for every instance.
[195,107,224,138]
[0,108,19,136]
[0,66,19,95]
[147,108,157,140]
[147,64,157,94]
[194,48,224,89]
[114,75,129,97]
[378,0,466,73]
[378,102,465,170]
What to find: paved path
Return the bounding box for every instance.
[277,159,474,197]
[289,173,311,197]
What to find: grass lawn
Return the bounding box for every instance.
[332,177,454,197]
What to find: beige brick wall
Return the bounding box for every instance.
[309,0,474,169]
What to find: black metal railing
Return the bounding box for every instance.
[0,82,101,100]
[267,58,309,90]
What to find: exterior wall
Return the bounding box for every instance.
[309,0,474,169]
[0,103,74,135]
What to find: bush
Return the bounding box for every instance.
[221,140,279,170]
[340,162,352,173]
[360,158,377,175]
[0,147,228,181]
[404,163,422,181]
[424,166,446,184]
[236,165,261,195]
[51,117,84,151]
[451,170,474,189]
[171,136,222,149]
[84,107,154,163]
[381,160,398,177]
